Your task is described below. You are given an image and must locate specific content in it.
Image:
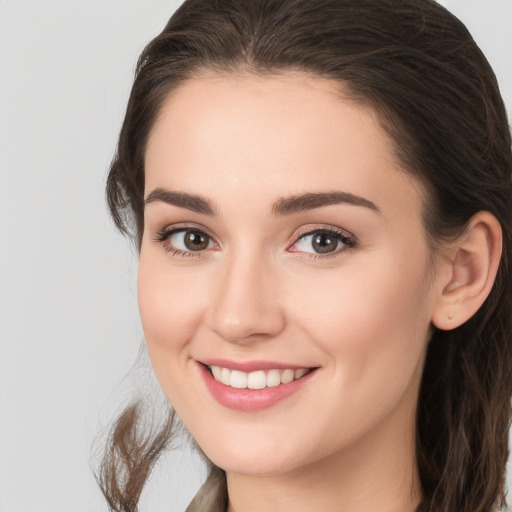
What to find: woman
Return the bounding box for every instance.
[98,1,512,511]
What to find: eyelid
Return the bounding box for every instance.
[153,222,217,242]
[152,222,219,257]
[286,224,357,260]
[288,224,356,247]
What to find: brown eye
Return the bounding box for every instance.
[290,228,355,256]
[159,228,214,254]
[311,232,338,254]
[183,231,210,251]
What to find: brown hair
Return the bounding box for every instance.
[99,1,512,511]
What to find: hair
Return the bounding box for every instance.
[98,1,512,511]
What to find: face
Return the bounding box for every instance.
[139,73,442,477]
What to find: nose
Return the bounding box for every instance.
[206,252,286,343]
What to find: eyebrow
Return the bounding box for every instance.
[144,188,380,216]
[144,188,217,215]
[271,191,380,216]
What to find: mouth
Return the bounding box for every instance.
[208,365,312,389]
[196,360,318,411]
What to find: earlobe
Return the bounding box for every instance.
[431,211,502,331]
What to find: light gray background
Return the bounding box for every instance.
[1,1,511,511]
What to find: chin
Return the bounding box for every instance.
[209,453,300,477]
[196,433,311,477]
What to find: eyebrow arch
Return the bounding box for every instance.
[144,188,217,215]
[271,191,380,217]
[144,188,380,216]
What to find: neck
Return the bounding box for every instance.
[226,397,421,512]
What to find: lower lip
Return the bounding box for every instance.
[197,363,316,411]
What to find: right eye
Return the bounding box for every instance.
[155,228,215,256]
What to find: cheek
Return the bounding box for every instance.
[290,252,432,386]
[137,251,207,372]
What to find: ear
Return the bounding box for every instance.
[431,211,502,331]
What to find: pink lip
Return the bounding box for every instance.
[196,361,317,412]
[199,358,313,372]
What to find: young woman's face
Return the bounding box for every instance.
[139,73,443,477]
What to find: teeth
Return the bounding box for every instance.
[230,370,248,389]
[220,367,231,386]
[247,370,266,390]
[211,365,222,381]
[295,368,308,379]
[266,369,281,387]
[280,369,295,384]
[209,365,311,389]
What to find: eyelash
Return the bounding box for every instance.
[153,223,357,261]
[153,224,216,259]
[291,225,356,261]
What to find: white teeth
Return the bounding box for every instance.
[211,365,222,381]
[294,368,308,379]
[209,365,311,389]
[247,370,266,390]
[266,369,281,387]
[280,369,295,384]
[220,367,231,386]
[230,370,248,389]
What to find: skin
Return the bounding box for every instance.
[137,72,481,512]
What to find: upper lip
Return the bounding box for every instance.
[197,358,317,373]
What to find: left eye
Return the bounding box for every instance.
[167,229,214,252]
[291,230,351,254]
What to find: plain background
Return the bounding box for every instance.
[0,1,511,511]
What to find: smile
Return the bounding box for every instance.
[197,361,317,411]
[209,365,311,389]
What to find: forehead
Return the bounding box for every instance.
[144,72,423,220]
[146,72,384,163]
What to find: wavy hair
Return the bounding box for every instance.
[98,1,512,511]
